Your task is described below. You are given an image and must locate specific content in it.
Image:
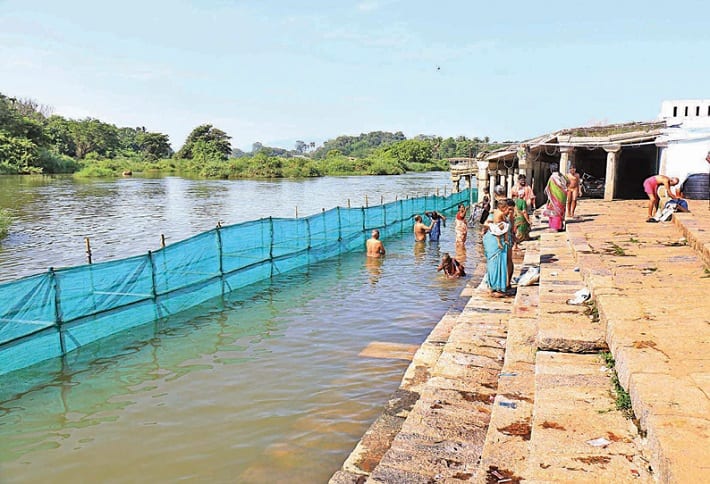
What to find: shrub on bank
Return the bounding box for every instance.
[0,208,11,239]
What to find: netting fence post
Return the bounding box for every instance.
[321,209,327,246]
[269,217,274,279]
[215,226,225,294]
[306,217,312,250]
[148,251,158,300]
[49,268,66,356]
[337,207,342,242]
[361,207,366,233]
[382,203,386,230]
[399,199,404,232]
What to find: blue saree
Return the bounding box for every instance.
[483,230,509,292]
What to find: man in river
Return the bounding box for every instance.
[566,166,582,218]
[413,215,434,242]
[366,229,386,257]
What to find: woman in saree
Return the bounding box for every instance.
[483,201,512,296]
[455,204,468,244]
[543,163,568,231]
[513,197,531,243]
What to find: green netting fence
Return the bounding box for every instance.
[0,190,471,376]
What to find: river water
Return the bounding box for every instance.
[0,172,478,483]
[0,173,464,282]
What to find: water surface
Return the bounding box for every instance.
[0,173,477,483]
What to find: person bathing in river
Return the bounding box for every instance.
[413,214,434,242]
[455,204,468,244]
[425,211,446,242]
[437,252,465,278]
[366,229,386,257]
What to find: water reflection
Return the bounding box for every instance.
[364,256,383,286]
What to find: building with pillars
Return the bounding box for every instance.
[451,101,710,206]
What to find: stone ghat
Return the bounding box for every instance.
[331,199,710,483]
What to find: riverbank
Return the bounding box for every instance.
[331,199,710,482]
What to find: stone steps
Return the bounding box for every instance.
[364,269,513,482]
[476,242,540,483]
[526,352,652,483]
[566,201,710,483]
[477,226,653,483]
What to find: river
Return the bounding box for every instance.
[0,172,478,483]
[0,172,463,282]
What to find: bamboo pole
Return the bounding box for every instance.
[160,234,166,248]
[365,195,369,207]
[85,237,92,264]
[347,199,351,208]
[295,206,298,218]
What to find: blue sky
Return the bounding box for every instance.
[1,0,708,151]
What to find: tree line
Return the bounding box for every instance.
[0,92,505,178]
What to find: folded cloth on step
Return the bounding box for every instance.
[517,266,540,286]
[567,288,591,305]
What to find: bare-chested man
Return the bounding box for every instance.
[413,215,433,242]
[643,174,679,221]
[566,166,582,218]
[366,229,386,257]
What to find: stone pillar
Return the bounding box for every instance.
[603,145,621,201]
[452,175,460,193]
[477,161,489,202]
[559,146,575,174]
[517,146,528,177]
[507,167,515,197]
[489,168,497,202]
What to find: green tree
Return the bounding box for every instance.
[44,115,76,156]
[0,131,39,173]
[69,118,120,159]
[386,139,432,165]
[177,124,231,160]
[0,94,45,146]
[137,132,171,161]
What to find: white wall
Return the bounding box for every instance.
[660,99,710,126]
